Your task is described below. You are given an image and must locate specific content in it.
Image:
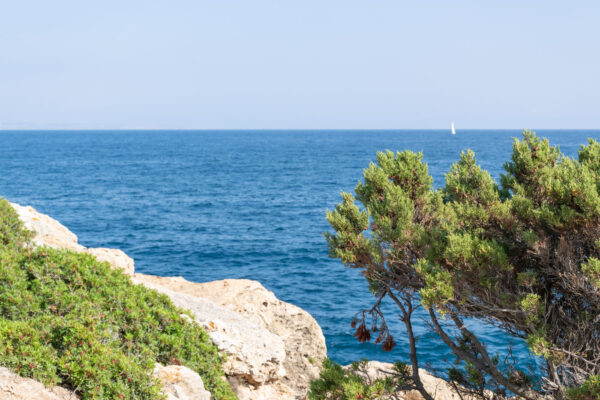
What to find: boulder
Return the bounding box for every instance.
[133,276,287,387]
[190,279,327,395]
[153,364,211,400]
[227,376,295,400]
[10,203,83,251]
[0,367,77,400]
[10,202,134,275]
[85,247,135,276]
[134,274,327,400]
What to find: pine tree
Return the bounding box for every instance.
[325,131,600,399]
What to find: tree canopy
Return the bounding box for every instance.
[325,131,600,399]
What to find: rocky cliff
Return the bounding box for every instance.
[5,202,327,400]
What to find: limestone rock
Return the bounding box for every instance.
[85,247,135,276]
[227,376,295,400]
[0,367,78,400]
[133,274,327,400]
[139,276,327,395]
[10,203,83,251]
[190,279,327,395]
[153,364,211,400]
[10,202,134,275]
[133,276,287,387]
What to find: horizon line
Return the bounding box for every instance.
[1,128,600,132]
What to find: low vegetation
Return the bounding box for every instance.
[309,358,410,400]
[0,198,237,399]
[324,131,600,399]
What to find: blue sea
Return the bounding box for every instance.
[0,130,597,372]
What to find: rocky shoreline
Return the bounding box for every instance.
[6,202,327,400]
[3,202,469,400]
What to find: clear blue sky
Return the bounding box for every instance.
[1,1,599,129]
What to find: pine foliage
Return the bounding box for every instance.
[325,131,600,399]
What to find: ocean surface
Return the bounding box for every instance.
[1,130,597,372]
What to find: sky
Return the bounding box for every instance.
[1,0,599,130]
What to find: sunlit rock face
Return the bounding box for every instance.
[133,274,328,400]
[11,202,134,275]
[153,364,212,400]
[0,367,78,400]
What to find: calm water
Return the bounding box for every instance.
[0,130,596,371]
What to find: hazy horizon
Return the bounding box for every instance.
[2,128,600,132]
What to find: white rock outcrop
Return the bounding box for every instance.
[133,275,327,398]
[153,364,212,400]
[0,367,77,400]
[10,203,83,251]
[134,276,288,387]
[84,247,135,276]
[10,202,135,275]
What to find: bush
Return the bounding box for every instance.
[325,131,600,399]
[0,199,31,247]
[309,358,408,400]
[0,196,237,399]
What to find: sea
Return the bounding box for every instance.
[1,129,597,373]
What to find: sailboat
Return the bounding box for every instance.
[451,121,456,135]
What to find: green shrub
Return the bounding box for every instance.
[309,358,407,400]
[0,196,237,399]
[0,199,31,247]
[568,375,600,400]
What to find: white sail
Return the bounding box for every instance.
[451,122,456,135]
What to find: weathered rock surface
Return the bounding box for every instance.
[0,367,77,400]
[133,276,287,387]
[84,247,135,276]
[10,202,134,275]
[153,364,212,400]
[10,203,83,251]
[134,275,328,397]
[227,376,296,400]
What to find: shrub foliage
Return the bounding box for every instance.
[309,358,409,400]
[0,197,237,399]
[325,131,600,399]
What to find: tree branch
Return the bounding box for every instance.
[387,289,434,400]
[428,308,543,400]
